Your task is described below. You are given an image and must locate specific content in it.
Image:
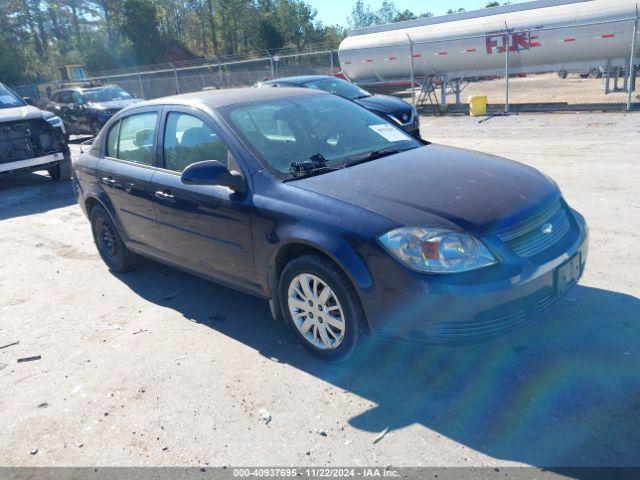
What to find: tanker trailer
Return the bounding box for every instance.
[338,0,639,104]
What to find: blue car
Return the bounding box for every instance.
[73,87,588,361]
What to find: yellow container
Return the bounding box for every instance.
[468,95,487,116]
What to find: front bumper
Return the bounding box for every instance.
[0,152,66,173]
[362,209,588,343]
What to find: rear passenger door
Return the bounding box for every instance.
[96,107,162,251]
[150,107,256,287]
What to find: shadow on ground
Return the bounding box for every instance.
[116,259,640,467]
[0,173,75,220]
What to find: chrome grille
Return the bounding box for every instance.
[496,201,571,258]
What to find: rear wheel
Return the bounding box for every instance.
[90,205,140,272]
[558,70,568,79]
[48,153,72,181]
[279,254,364,362]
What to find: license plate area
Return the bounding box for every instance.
[556,252,582,296]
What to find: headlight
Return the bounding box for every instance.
[378,227,497,273]
[46,115,63,128]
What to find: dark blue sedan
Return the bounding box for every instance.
[73,87,588,361]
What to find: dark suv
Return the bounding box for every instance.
[47,84,141,136]
[257,75,420,138]
[73,87,587,361]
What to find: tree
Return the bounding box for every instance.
[348,0,378,29]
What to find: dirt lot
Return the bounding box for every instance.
[1,112,639,468]
[461,72,640,106]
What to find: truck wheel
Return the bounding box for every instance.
[558,70,568,79]
[48,153,72,181]
[279,254,365,362]
[90,205,140,272]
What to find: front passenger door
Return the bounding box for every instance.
[150,108,256,287]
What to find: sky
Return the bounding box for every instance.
[308,0,529,27]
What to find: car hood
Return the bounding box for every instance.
[290,144,560,233]
[354,94,412,116]
[88,98,141,110]
[0,105,46,122]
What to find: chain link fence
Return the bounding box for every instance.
[85,50,339,100]
[8,16,638,115]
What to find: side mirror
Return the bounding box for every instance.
[181,160,246,194]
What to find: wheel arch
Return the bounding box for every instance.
[83,192,127,242]
[266,238,373,331]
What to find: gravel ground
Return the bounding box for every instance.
[0,113,639,468]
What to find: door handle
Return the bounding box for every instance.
[154,190,175,200]
[101,176,116,186]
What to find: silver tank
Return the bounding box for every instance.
[338,0,639,83]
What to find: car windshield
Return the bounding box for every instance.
[0,84,25,109]
[303,78,371,100]
[84,86,133,103]
[221,94,421,176]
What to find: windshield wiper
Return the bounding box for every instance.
[342,146,416,168]
[285,153,338,181]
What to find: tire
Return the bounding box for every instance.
[48,153,72,181]
[279,254,365,362]
[589,68,602,79]
[90,205,140,272]
[91,120,103,137]
[558,70,568,79]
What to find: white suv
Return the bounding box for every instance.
[0,83,71,180]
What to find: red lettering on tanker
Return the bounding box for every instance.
[486,30,542,54]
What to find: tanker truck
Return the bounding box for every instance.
[338,0,639,104]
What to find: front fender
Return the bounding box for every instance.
[274,226,374,291]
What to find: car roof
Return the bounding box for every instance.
[262,75,334,85]
[131,86,327,111]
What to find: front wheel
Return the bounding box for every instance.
[279,254,364,362]
[48,153,72,181]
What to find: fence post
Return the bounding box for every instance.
[627,4,639,111]
[172,63,180,94]
[504,29,510,114]
[218,64,224,89]
[138,73,144,99]
[407,34,415,106]
[266,51,275,79]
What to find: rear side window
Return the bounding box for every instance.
[116,112,157,165]
[163,112,231,172]
[106,121,120,158]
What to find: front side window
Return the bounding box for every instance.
[222,94,420,175]
[163,112,230,172]
[115,112,157,165]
